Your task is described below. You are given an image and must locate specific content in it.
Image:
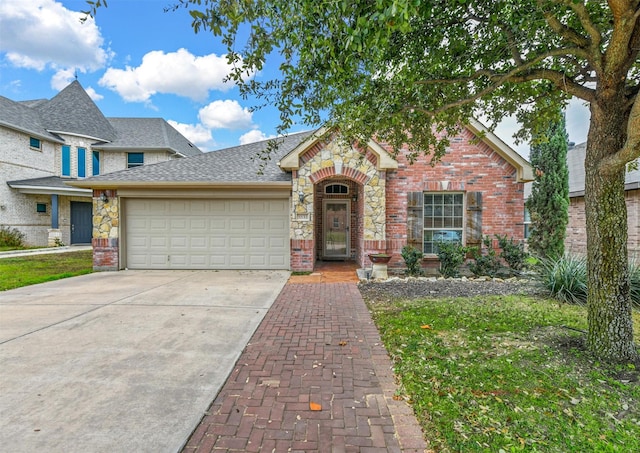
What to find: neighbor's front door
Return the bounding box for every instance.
[323,200,350,259]
[70,201,92,244]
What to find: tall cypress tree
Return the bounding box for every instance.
[526,111,570,260]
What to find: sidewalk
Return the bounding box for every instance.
[182,280,429,452]
[0,245,92,259]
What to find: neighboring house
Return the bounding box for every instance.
[70,120,533,272]
[564,142,640,258]
[0,81,202,247]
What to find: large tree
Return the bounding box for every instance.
[526,110,570,260]
[88,0,639,361]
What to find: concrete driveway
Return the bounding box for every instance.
[0,270,289,453]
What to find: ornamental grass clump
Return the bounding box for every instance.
[536,254,587,304]
[0,225,25,249]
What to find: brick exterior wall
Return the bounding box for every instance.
[2,124,178,247]
[382,128,527,271]
[566,189,640,259]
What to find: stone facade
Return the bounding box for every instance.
[92,189,119,271]
[289,136,387,271]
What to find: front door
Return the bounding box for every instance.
[323,200,350,259]
[70,201,92,244]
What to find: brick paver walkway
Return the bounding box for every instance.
[182,282,428,452]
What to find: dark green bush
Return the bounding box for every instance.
[401,244,424,277]
[468,236,501,277]
[496,234,529,272]
[0,225,25,248]
[436,241,468,278]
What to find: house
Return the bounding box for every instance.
[0,81,202,247]
[68,120,533,272]
[564,142,640,258]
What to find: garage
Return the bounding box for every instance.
[124,198,290,270]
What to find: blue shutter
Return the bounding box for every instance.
[77,148,86,178]
[62,146,71,177]
[92,151,100,175]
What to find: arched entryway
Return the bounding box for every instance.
[313,178,362,261]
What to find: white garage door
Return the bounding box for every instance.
[125,199,290,269]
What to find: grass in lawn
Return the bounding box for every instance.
[368,295,640,452]
[0,251,93,291]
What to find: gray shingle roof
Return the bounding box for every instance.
[78,130,315,185]
[6,176,83,189]
[0,95,64,143]
[1,81,202,155]
[96,118,201,156]
[567,142,640,196]
[34,80,118,141]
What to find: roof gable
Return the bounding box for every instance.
[35,80,118,142]
[464,119,533,182]
[278,127,398,171]
[95,118,202,156]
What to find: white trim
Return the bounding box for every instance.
[465,118,534,182]
[279,127,398,171]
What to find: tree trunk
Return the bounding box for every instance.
[584,93,638,362]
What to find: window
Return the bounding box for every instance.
[36,203,47,213]
[61,146,71,177]
[30,137,41,150]
[77,147,86,178]
[524,207,532,239]
[325,184,348,194]
[127,152,144,168]
[423,193,464,254]
[92,151,100,176]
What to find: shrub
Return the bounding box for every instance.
[496,234,529,273]
[536,255,587,304]
[0,225,25,248]
[436,241,467,278]
[401,245,424,277]
[468,236,501,277]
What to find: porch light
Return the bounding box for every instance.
[298,191,306,203]
[100,192,109,203]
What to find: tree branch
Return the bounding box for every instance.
[600,91,640,173]
[538,1,591,48]
[416,47,595,102]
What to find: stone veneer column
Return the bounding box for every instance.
[290,138,388,270]
[92,189,119,271]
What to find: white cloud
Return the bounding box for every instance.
[0,0,110,71]
[199,100,254,130]
[239,129,275,145]
[167,120,216,151]
[99,49,237,102]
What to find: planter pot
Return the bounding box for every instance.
[368,254,392,264]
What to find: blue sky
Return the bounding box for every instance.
[0,0,590,155]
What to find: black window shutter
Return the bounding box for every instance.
[407,192,424,251]
[466,191,482,247]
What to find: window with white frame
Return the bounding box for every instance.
[423,193,464,254]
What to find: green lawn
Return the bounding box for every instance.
[368,295,640,452]
[0,251,93,291]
